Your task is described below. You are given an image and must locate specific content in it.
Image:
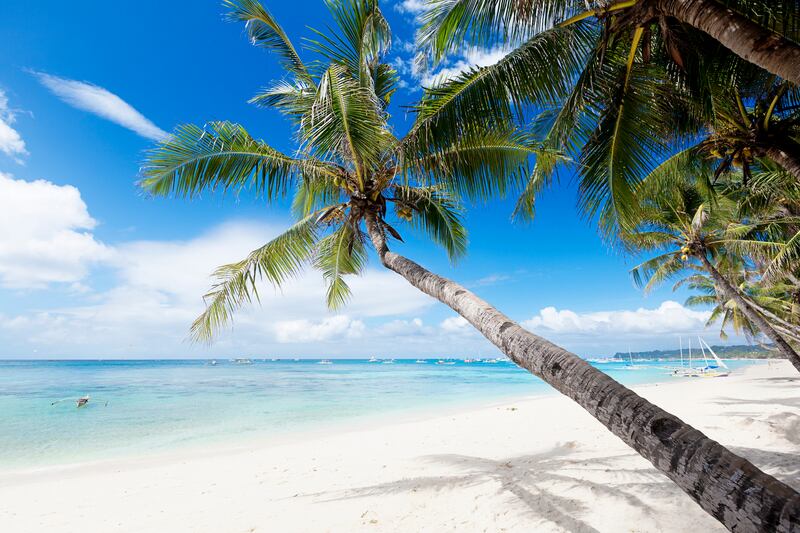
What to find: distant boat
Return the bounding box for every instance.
[382,359,395,364]
[670,337,730,378]
[318,359,333,365]
[51,395,107,408]
[623,347,645,370]
[436,360,455,365]
[482,358,499,364]
[463,358,477,363]
[209,360,217,366]
[368,356,379,363]
[233,358,252,365]
[415,359,427,364]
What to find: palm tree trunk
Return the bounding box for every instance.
[765,144,800,182]
[654,0,800,85]
[699,253,800,372]
[364,215,800,531]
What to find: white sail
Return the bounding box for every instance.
[699,338,729,369]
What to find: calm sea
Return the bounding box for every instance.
[0,358,762,469]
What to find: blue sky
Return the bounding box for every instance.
[0,0,744,358]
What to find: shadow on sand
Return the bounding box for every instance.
[301,444,693,532]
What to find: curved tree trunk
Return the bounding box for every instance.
[654,0,800,85]
[364,215,800,532]
[699,253,800,372]
[766,144,800,182]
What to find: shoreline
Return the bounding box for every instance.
[1,360,797,532]
[0,359,769,479]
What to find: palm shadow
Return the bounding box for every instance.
[730,446,800,489]
[300,444,686,533]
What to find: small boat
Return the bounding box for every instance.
[382,359,395,364]
[233,358,253,365]
[209,359,218,366]
[415,359,427,364]
[368,356,379,363]
[482,358,499,364]
[51,395,107,408]
[463,358,477,363]
[436,360,455,365]
[318,359,333,365]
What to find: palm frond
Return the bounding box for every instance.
[224,0,310,80]
[141,122,335,199]
[313,222,367,309]
[406,21,595,154]
[392,185,467,261]
[404,127,537,202]
[191,211,323,342]
[304,64,390,177]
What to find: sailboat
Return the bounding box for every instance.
[670,337,729,378]
[623,346,645,370]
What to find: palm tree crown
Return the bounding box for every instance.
[140,0,535,341]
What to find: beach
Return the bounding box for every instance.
[1,360,797,532]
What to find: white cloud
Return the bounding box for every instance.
[422,47,511,87]
[0,173,109,288]
[0,89,27,159]
[522,301,712,337]
[33,72,168,141]
[395,0,429,15]
[0,218,434,355]
[471,274,511,287]
[274,315,365,343]
[440,315,470,333]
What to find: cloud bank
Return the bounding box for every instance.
[0,176,739,357]
[0,173,109,288]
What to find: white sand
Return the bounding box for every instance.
[1,361,798,533]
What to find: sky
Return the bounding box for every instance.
[0,0,748,358]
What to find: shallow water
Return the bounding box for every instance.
[0,358,762,469]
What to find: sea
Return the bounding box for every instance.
[0,358,763,470]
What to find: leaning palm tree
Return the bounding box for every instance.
[625,154,800,370]
[681,271,800,345]
[410,0,800,231]
[141,1,800,530]
[415,0,800,85]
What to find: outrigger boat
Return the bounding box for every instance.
[51,395,107,408]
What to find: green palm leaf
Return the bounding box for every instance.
[224,0,310,80]
[191,211,323,342]
[392,185,467,261]
[141,121,335,199]
[313,222,368,309]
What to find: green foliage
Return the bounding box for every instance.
[190,212,322,342]
[142,0,540,341]
[391,185,467,261]
[140,121,334,200]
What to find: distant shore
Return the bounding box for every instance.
[1,360,797,532]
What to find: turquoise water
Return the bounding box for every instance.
[0,358,762,469]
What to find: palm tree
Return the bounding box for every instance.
[409,1,800,229]
[681,271,800,345]
[681,63,800,183]
[415,0,800,84]
[625,154,800,370]
[141,1,800,529]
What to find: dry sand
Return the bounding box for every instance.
[1,360,797,532]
